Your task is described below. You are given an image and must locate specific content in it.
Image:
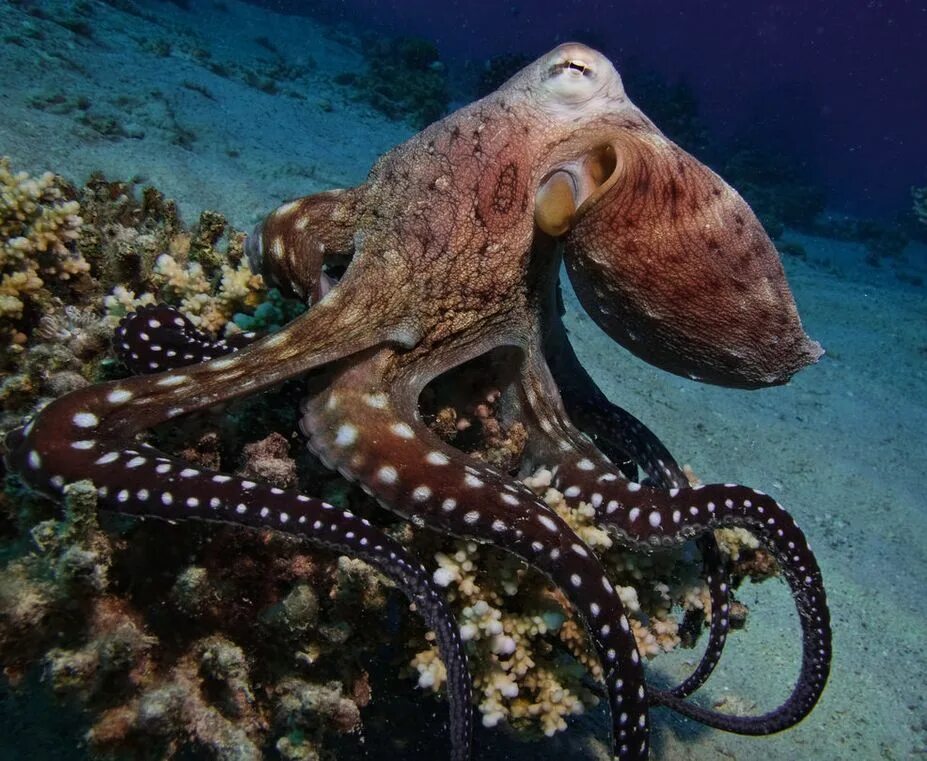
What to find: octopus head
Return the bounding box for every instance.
[527,46,822,388]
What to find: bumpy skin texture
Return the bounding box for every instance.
[6,45,830,761]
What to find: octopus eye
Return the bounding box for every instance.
[540,45,617,107]
[549,59,596,78]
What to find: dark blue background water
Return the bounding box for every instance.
[256,0,927,220]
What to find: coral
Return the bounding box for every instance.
[913,185,927,226]
[422,535,590,735]
[240,432,297,489]
[409,469,769,740]
[0,168,291,421]
[87,634,266,761]
[232,287,306,334]
[351,35,449,128]
[0,480,112,683]
[104,250,265,336]
[0,157,87,360]
[0,472,391,758]
[720,148,826,238]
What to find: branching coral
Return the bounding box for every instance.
[104,251,265,335]
[0,157,87,355]
[0,170,301,428]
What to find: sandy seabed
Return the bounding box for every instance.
[1,1,924,759]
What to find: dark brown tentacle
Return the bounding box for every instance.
[300,347,652,761]
[115,304,258,374]
[544,289,684,486]
[5,289,472,760]
[5,419,472,761]
[543,312,732,699]
[519,348,829,731]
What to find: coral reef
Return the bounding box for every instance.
[343,35,449,128]
[0,468,400,760]
[407,468,755,737]
[0,165,292,434]
[0,157,87,361]
[104,250,264,336]
[1,165,784,756]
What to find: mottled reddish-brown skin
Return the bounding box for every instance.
[8,44,830,761]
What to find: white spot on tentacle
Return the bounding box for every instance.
[390,422,415,439]
[72,412,98,428]
[209,356,238,370]
[537,514,558,532]
[106,388,132,404]
[426,451,450,466]
[334,424,358,447]
[363,392,389,409]
[157,375,189,387]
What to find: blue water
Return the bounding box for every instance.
[0,1,925,760]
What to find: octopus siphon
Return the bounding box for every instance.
[5,44,831,760]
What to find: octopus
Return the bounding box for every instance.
[5,44,831,761]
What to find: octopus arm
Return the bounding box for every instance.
[246,187,364,304]
[5,420,472,761]
[526,337,733,699]
[518,349,831,734]
[115,304,259,375]
[4,292,473,760]
[543,293,686,487]
[301,348,653,761]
